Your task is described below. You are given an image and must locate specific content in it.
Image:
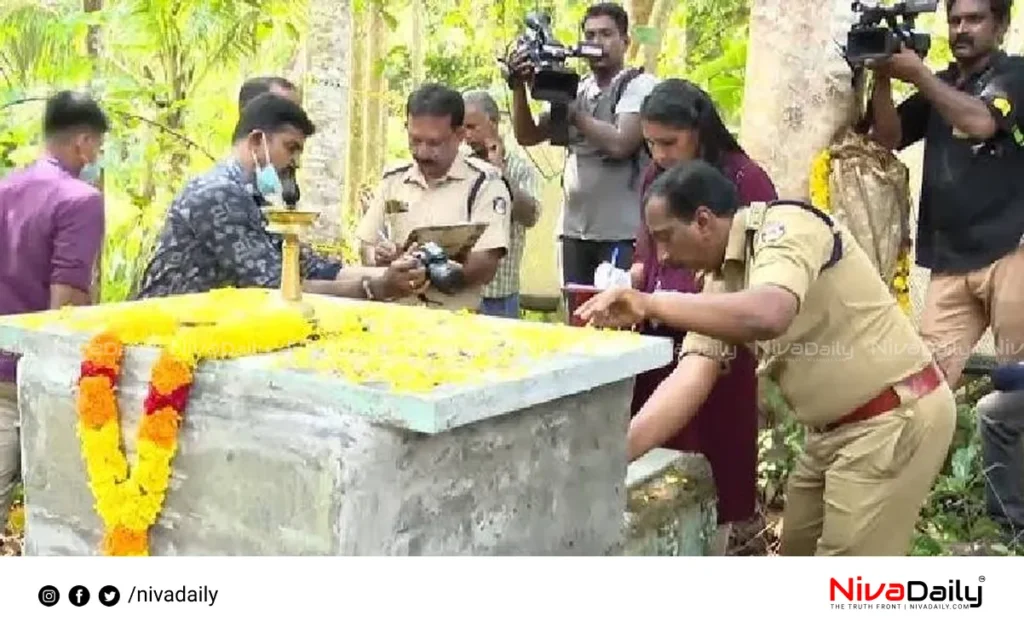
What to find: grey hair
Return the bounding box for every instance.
[462,90,500,123]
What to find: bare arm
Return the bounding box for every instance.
[629,263,644,289]
[511,83,551,147]
[304,266,384,299]
[627,355,720,461]
[508,178,539,227]
[305,262,425,300]
[870,73,902,151]
[913,67,999,139]
[461,249,504,286]
[642,285,799,343]
[50,285,92,309]
[572,110,645,160]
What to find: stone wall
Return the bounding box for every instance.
[622,449,717,556]
[17,341,645,555]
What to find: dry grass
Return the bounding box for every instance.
[1,501,23,556]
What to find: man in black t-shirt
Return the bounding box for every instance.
[871,0,1024,542]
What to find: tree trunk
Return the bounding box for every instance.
[302,0,354,244]
[640,0,673,73]
[84,0,103,302]
[739,0,859,199]
[411,0,425,85]
[344,6,367,225]
[626,0,655,61]
[361,4,385,190]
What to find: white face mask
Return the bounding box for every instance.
[79,160,101,184]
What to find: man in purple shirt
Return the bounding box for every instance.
[0,90,108,529]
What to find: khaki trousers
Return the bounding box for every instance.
[920,246,1024,386]
[0,381,18,531]
[779,382,956,555]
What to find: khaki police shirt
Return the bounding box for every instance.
[679,203,934,428]
[356,155,512,311]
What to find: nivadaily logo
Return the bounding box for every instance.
[829,576,985,610]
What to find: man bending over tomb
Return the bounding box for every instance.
[135,94,427,301]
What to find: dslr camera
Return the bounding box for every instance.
[410,242,464,295]
[499,11,604,146]
[845,0,938,67]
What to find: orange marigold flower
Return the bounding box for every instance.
[102,525,148,556]
[83,332,124,371]
[150,353,193,395]
[77,376,117,430]
[138,407,181,449]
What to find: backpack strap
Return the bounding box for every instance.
[608,66,650,186]
[611,66,644,113]
[746,200,844,272]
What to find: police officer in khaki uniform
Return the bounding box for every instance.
[576,161,957,556]
[357,83,511,311]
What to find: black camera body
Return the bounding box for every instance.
[845,0,938,67]
[501,12,604,146]
[410,241,463,295]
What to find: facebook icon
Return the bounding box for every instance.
[69,585,90,607]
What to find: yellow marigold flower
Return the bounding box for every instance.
[82,332,123,371]
[77,376,118,430]
[102,525,149,556]
[150,352,193,394]
[139,407,181,450]
[94,481,134,528]
[809,149,832,211]
[134,440,174,496]
[130,489,167,527]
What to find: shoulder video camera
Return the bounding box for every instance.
[499,11,604,146]
[845,0,938,67]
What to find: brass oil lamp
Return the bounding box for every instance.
[263,202,320,321]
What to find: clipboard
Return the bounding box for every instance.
[402,222,489,261]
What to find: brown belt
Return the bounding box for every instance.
[816,364,944,433]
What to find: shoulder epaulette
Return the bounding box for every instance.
[382,162,414,179]
[463,155,502,179]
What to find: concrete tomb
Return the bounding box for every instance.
[0,289,715,555]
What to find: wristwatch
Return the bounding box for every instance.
[361,276,376,300]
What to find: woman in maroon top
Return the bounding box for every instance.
[630,79,778,554]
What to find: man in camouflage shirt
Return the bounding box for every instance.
[462,90,541,318]
[136,94,426,302]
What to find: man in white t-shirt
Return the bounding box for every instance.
[509,2,658,286]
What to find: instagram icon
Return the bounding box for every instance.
[38,585,60,607]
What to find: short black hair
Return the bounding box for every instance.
[581,2,629,36]
[947,0,1013,23]
[641,79,744,170]
[645,160,740,222]
[238,76,297,111]
[232,93,316,142]
[406,83,465,128]
[43,90,109,138]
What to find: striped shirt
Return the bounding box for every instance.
[483,142,542,298]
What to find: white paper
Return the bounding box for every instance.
[593,261,632,290]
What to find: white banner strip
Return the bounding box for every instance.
[0,556,1016,630]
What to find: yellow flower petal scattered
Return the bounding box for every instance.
[7,287,646,555]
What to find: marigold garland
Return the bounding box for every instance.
[74,307,315,555]
[809,148,913,316]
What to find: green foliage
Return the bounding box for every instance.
[0,0,302,303]
[759,376,1020,556]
